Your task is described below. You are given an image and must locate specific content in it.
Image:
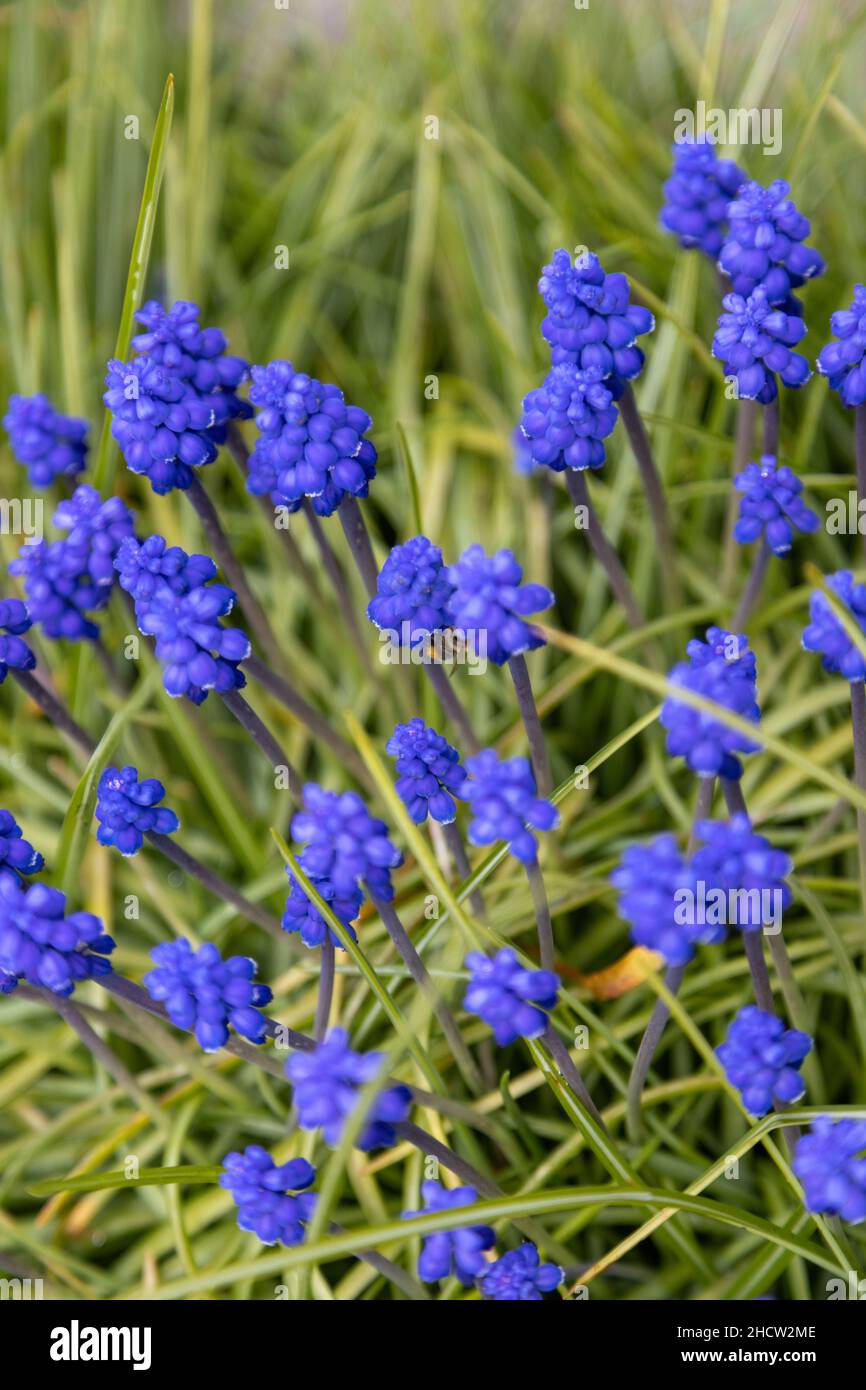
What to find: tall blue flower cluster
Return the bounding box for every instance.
[131,299,251,445]
[459,749,559,864]
[281,868,361,950]
[733,455,818,555]
[519,363,618,472]
[10,486,135,642]
[0,810,44,881]
[3,393,88,487]
[463,947,559,1045]
[691,814,792,931]
[143,939,272,1051]
[285,1028,411,1151]
[802,571,866,682]
[246,361,377,515]
[817,284,866,408]
[0,599,36,683]
[94,765,180,856]
[610,834,719,966]
[115,533,217,603]
[660,139,746,259]
[793,1119,866,1222]
[719,180,825,307]
[660,628,761,780]
[290,785,403,904]
[385,718,466,825]
[0,878,114,996]
[478,1243,563,1301]
[404,1181,495,1285]
[711,290,811,403]
[220,1146,316,1246]
[367,536,454,644]
[446,545,554,667]
[717,1005,811,1116]
[537,248,655,392]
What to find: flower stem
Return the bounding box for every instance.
[564,469,645,630]
[524,858,555,972]
[219,688,303,801]
[721,777,776,1013]
[619,383,681,606]
[338,494,379,599]
[185,474,284,667]
[543,1024,606,1129]
[441,820,486,920]
[12,668,93,754]
[423,662,481,754]
[849,680,866,945]
[508,653,552,796]
[762,395,780,456]
[732,539,771,632]
[303,501,379,684]
[314,938,335,1040]
[243,653,368,784]
[144,832,284,940]
[856,406,866,568]
[722,399,757,595]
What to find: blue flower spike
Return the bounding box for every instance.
[660,627,761,780]
[0,878,114,996]
[285,1027,411,1151]
[459,749,559,864]
[3,393,88,487]
[817,284,866,407]
[385,718,466,825]
[403,1180,495,1285]
[143,939,272,1051]
[367,536,454,645]
[0,598,36,683]
[802,571,866,682]
[793,1118,866,1223]
[446,545,554,668]
[290,785,403,904]
[0,810,44,880]
[281,865,361,950]
[95,766,180,857]
[717,1005,812,1116]
[478,1243,564,1301]
[537,247,654,391]
[711,290,811,404]
[719,179,825,306]
[463,947,559,1045]
[220,1146,316,1246]
[734,455,818,556]
[660,138,746,260]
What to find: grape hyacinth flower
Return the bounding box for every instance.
[717,1005,812,1116]
[661,627,761,781]
[281,866,361,950]
[0,599,36,683]
[367,536,455,645]
[537,248,654,393]
[220,1146,316,1246]
[134,568,250,704]
[459,750,559,864]
[246,361,377,510]
[94,765,180,857]
[691,814,792,931]
[10,485,135,642]
[131,299,251,444]
[711,290,811,404]
[115,533,218,604]
[478,1243,564,1301]
[463,947,559,1045]
[290,785,403,904]
[802,571,866,682]
[285,1027,412,1151]
[611,834,717,966]
[659,138,746,259]
[385,718,466,825]
[143,938,272,1051]
[519,362,618,472]
[446,545,554,667]
[3,393,88,487]
[403,1181,495,1285]
[0,878,114,996]
[793,1118,866,1223]
[817,284,866,408]
[719,180,825,306]
[0,811,43,880]
[104,355,220,495]
[733,454,818,556]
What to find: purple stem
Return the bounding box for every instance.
[423,662,481,755]
[243,653,368,784]
[338,494,379,599]
[219,688,303,802]
[564,469,645,631]
[508,653,552,796]
[314,938,335,1040]
[849,680,866,945]
[856,406,866,568]
[525,857,555,972]
[732,539,771,632]
[619,383,681,605]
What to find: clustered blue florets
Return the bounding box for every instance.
[144,939,272,1051]
[0,599,36,683]
[290,785,403,904]
[478,1243,564,1301]
[537,248,654,394]
[719,179,825,306]
[445,544,553,667]
[734,454,818,555]
[711,290,811,403]
[463,947,559,1045]
[386,718,466,825]
[3,393,88,487]
[717,1005,812,1117]
[793,1118,866,1223]
[281,867,361,950]
[94,765,180,857]
[660,139,746,259]
[691,814,792,931]
[246,361,376,515]
[220,1146,316,1246]
[611,834,716,966]
[367,535,454,643]
[519,362,619,472]
[285,1027,411,1151]
[459,749,559,864]
[661,627,761,780]
[115,533,217,603]
[404,1180,495,1285]
[131,299,251,444]
[0,810,43,880]
[802,570,866,682]
[817,285,866,407]
[104,356,220,495]
[0,878,114,996]
[10,486,135,642]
